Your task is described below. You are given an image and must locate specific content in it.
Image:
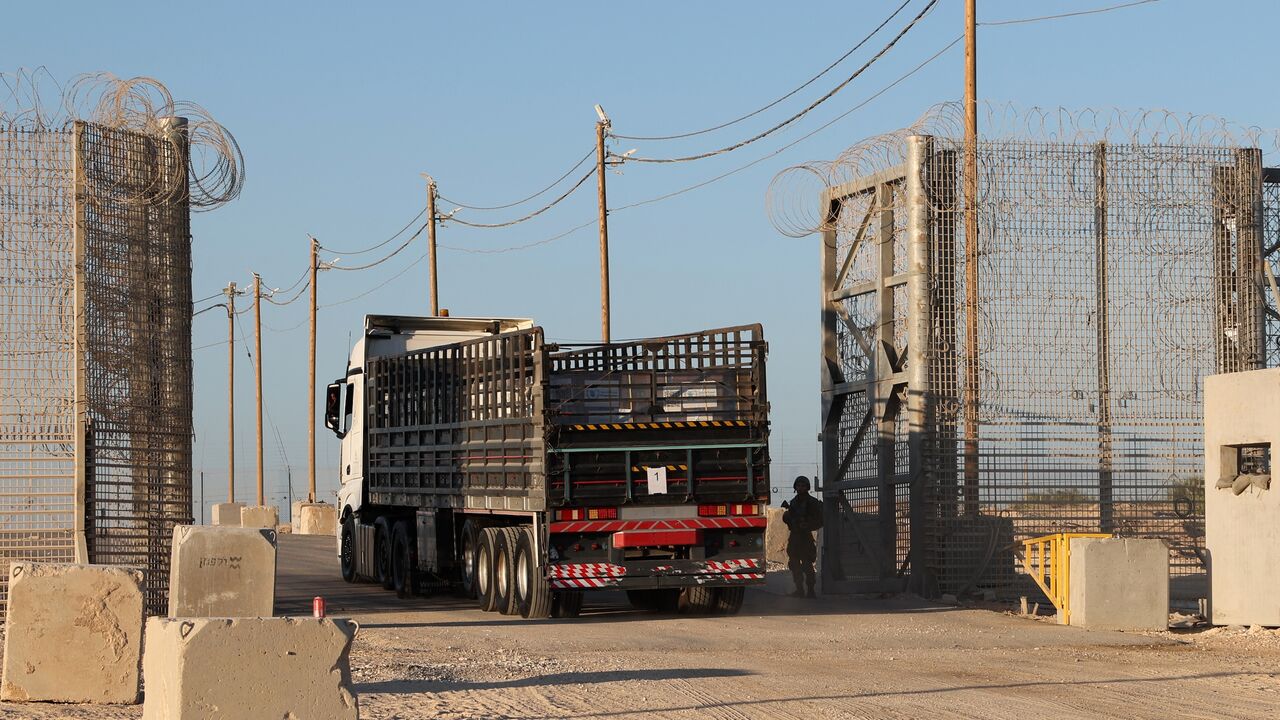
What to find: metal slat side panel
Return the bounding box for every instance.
[366,327,545,510]
[543,326,770,507]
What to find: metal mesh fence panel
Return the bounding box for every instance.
[80,121,193,614]
[0,120,193,616]
[822,135,1267,601]
[0,129,78,611]
[924,139,1252,597]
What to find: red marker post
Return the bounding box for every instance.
[313,596,326,618]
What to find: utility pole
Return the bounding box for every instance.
[224,281,237,504]
[595,105,611,343]
[962,0,980,516]
[253,273,264,507]
[426,176,440,316]
[308,237,319,503]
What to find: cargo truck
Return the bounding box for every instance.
[324,315,771,618]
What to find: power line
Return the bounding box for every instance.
[192,302,228,318]
[441,217,597,255]
[612,33,963,213]
[621,0,940,164]
[437,147,595,210]
[316,207,426,256]
[263,276,311,306]
[612,0,914,142]
[262,265,310,297]
[321,251,428,308]
[444,167,596,229]
[323,222,428,271]
[980,0,1160,26]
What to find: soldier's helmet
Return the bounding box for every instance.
[793,475,811,492]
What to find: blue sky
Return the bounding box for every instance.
[7,0,1276,519]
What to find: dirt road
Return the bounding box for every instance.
[3,535,1278,719]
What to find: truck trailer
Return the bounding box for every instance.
[325,315,770,618]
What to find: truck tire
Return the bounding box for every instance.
[477,527,501,612]
[339,515,357,583]
[493,527,521,616]
[551,590,584,618]
[460,521,480,599]
[374,518,394,590]
[391,521,416,599]
[680,586,717,614]
[714,587,745,615]
[514,527,552,619]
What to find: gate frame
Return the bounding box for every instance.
[819,135,933,594]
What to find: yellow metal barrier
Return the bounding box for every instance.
[1021,533,1112,624]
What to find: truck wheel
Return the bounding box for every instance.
[374,519,394,590]
[460,521,480,599]
[714,587,745,615]
[493,527,521,616]
[514,527,552,619]
[391,521,416,599]
[551,590,584,618]
[679,586,717,614]
[339,515,357,583]
[477,528,501,612]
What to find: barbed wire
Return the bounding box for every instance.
[3,69,245,209]
[766,100,1280,238]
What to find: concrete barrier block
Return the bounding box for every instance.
[240,504,279,529]
[1068,537,1169,631]
[765,507,789,564]
[211,501,245,526]
[142,617,358,720]
[168,525,277,618]
[0,562,143,704]
[297,502,338,536]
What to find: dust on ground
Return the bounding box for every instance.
[2,537,1278,719]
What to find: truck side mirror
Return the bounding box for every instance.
[324,382,345,438]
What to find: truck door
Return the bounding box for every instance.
[340,374,364,487]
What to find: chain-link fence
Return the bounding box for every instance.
[819,133,1269,601]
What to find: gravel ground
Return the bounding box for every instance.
[1,536,1278,718]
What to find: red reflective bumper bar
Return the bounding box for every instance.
[612,528,704,548]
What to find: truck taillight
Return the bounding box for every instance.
[698,503,761,517]
[556,507,618,521]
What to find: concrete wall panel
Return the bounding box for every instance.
[1204,369,1280,626]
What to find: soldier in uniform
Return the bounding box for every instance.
[781,475,823,598]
